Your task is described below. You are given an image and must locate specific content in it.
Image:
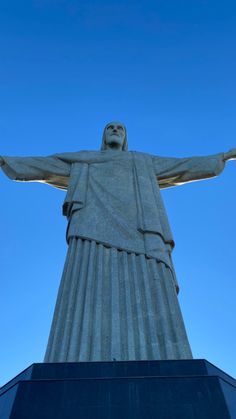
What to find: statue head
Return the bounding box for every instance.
[101,121,128,151]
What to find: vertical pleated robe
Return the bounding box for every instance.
[44,238,192,361]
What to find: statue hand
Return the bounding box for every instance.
[223,148,236,161]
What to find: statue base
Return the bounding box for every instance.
[0,359,235,418]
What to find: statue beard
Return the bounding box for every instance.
[105,136,124,150]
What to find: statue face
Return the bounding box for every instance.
[105,122,126,150]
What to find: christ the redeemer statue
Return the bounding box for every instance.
[0,122,235,362]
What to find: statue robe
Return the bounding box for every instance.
[2,150,225,361]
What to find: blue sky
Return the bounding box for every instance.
[0,0,236,385]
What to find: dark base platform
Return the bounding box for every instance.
[0,359,235,418]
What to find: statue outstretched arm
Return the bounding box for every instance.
[223,148,236,161]
[152,149,235,188]
[0,154,71,189]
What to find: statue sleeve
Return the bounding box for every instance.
[152,153,226,188]
[1,155,71,189]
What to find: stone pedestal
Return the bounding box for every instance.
[0,359,235,418]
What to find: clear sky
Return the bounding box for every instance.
[0,0,236,385]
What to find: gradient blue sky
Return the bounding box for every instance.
[0,0,236,385]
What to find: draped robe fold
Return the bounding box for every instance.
[2,150,225,361]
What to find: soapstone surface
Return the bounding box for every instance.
[0,123,228,362]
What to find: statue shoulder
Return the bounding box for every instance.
[131,150,162,159]
[54,150,100,159]
[55,150,96,156]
